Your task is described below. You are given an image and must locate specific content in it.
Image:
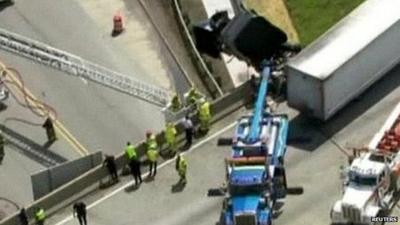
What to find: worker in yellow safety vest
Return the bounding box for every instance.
[125,142,137,161]
[34,207,46,225]
[187,87,202,105]
[146,131,158,151]
[125,142,142,185]
[198,99,211,133]
[176,154,188,184]
[165,122,177,155]
[170,94,182,112]
[146,131,158,177]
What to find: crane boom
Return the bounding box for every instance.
[248,65,270,143]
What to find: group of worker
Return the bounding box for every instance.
[170,88,211,134]
[12,88,210,225]
[119,88,211,186]
[17,207,46,225]
[123,128,189,186]
[20,201,88,225]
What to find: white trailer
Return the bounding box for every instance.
[286,0,400,120]
[331,103,400,225]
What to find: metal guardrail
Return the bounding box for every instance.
[0,28,170,107]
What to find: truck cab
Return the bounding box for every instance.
[331,152,392,225]
[220,163,273,225]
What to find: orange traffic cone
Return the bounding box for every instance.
[112,12,124,36]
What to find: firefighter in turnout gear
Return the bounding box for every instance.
[165,122,177,155]
[198,99,211,133]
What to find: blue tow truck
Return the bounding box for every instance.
[219,64,289,225]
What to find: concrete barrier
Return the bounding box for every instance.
[31,152,102,200]
[0,81,251,225]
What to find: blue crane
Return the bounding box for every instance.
[219,61,289,225]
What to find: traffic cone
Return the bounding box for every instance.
[112,12,124,36]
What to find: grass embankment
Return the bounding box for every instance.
[244,0,299,43]
[286,0,365,45]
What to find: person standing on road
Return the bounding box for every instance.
[146,131,158,177]
[0,132,5,164]
[165,122,177,155]
[147,148,158,177]
[198,99,211,133]
[18,208,28,225]
[34,207,46,225]
[42,118,56,143]
[170,93,182,112]
[73,202,87,225]
[125,142,142,186]
[182,115,194,148]
[176,154,188,184]
[102,154,119,183]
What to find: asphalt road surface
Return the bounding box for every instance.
[0,0,191,207]
[46,64,400,225]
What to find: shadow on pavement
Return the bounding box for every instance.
[0,124,67,167]
[289,64,400,152]
[287,186,304,195]
[272,209,283,219]
[144,175,155,183]
[124,184,140,193]
[99,178,119,189]
[171,181,186,193]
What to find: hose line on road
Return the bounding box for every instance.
[0,62,90,156]
[2,67,58,120]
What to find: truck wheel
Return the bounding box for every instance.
[373,211,385,225]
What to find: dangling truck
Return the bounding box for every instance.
[218,64,289,225]
[331,103,400,225]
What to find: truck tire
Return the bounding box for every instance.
[373,210,386,225]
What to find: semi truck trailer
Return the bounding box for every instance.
[286,0,400,120]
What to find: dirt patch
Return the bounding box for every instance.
[244,0,299,43]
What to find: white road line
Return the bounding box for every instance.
[53,121,237,225]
